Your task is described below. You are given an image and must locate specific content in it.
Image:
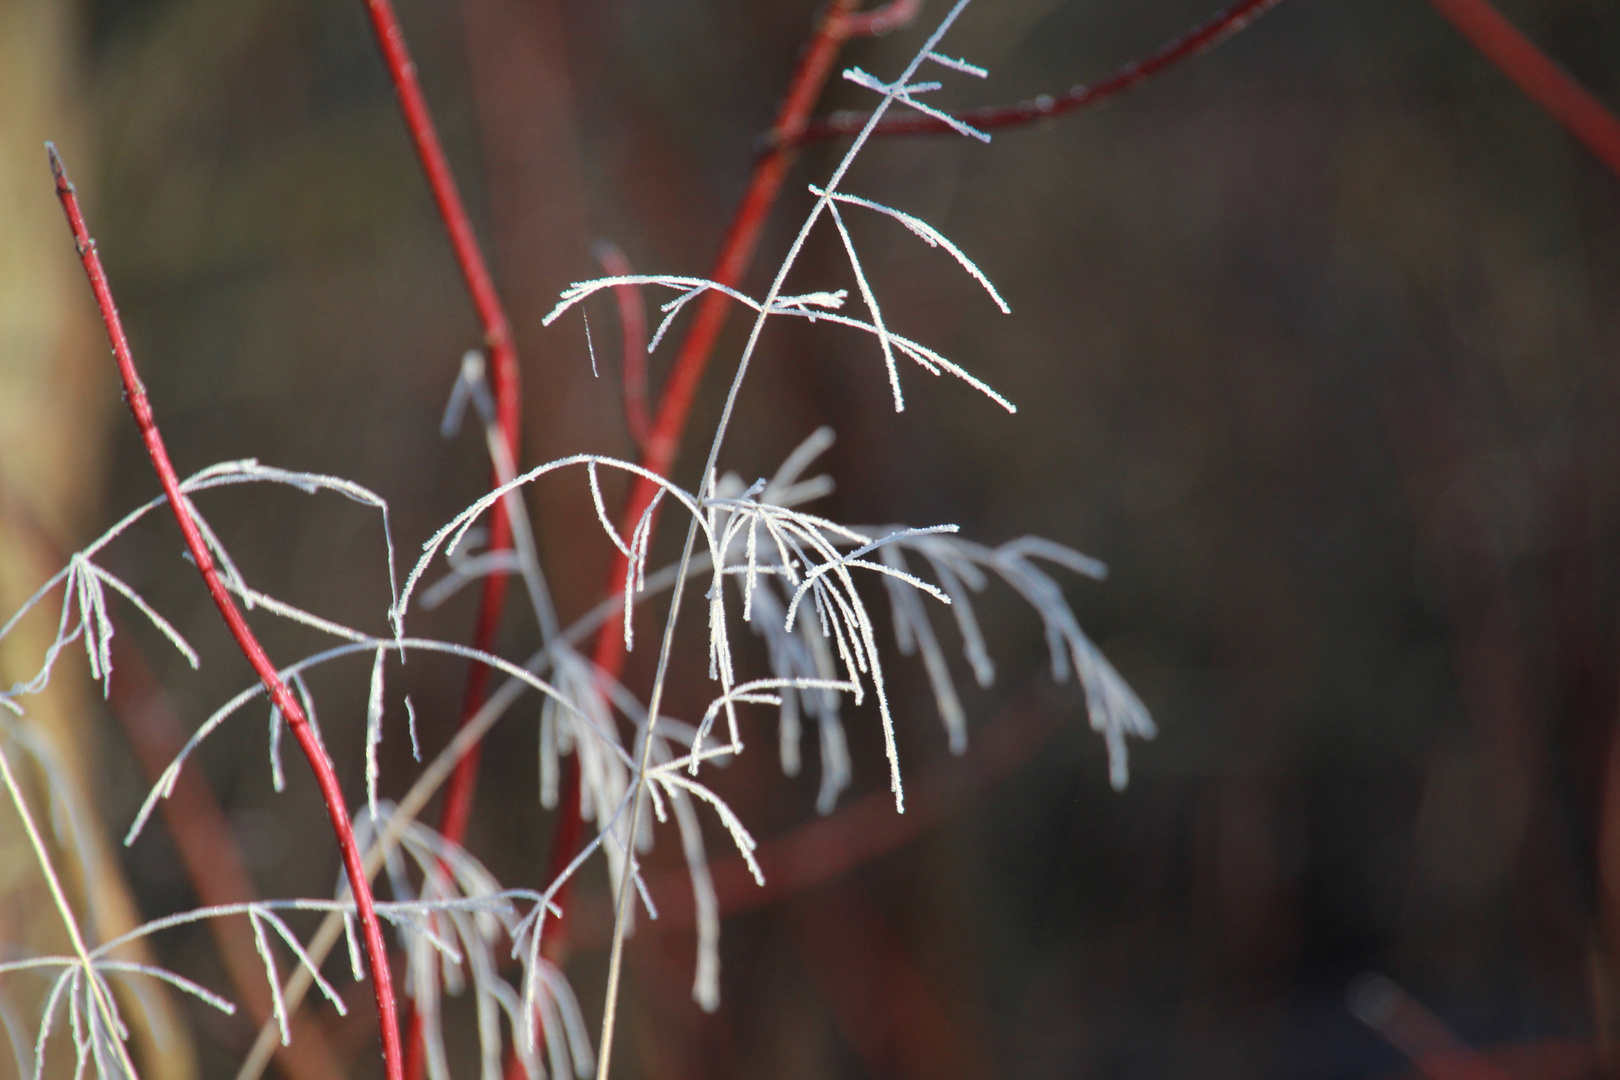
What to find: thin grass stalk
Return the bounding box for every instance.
[0,740,141,1080]
[593,8,984,1075]
[47,145,405,1080]
[6,477,347,1080]
[111,640,346,1080]
[508,0,903,995]
[588,0,870,685]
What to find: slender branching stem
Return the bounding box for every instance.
[232,570,692,1080]
[0,482,343,1080]
[1425,0,1620,181]
[791,0,1287,145]
[112,641,347,1080]
[0,740,140,1080]
[545,0,903,1008]
[593,7,982,1076]
[588,0,875,682]
[47,145,405,1080]
[795,0,1620,189]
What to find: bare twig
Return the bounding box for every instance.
[587,0,880,707]
[4,477,346,1080]
[789,0,1286,145]
[48,144,404,1080]
[357,6,531,1072]
[358,0,522,851]
[570,689,1061,946]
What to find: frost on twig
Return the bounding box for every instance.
[541,270,1014,417]
[0,9,1162,1079]
[0,460,397,719]
[871,531,1155,790]
[350,808,594,1080]
[705,428,1153,804]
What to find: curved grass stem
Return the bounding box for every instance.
[593,5,983,1075]
[48,145,405,1080]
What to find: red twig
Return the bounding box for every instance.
[47,144,405,1080]
[790,0,1286,146]
[358,0,521,850]
[589,0,881,684]
[1425,0,1620,182]
[360,11,524,1070]
[594,241,651,452]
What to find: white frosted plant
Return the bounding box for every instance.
[0,2,1155,1079]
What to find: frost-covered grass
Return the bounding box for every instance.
[0,3,1152,1078]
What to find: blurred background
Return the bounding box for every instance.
[3,0,1620,1077]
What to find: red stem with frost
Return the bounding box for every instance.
[588,0,878,683]
[357,4,530,1076]
[48,144,405,1080]
[359,0,521,852]
[792,0,1287,144]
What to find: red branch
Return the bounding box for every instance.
[358,0,521,850]
[1,491,344,1080]
[587,0,1273,687]
[1426,0,1620,182]
[589,0,880,685]
[594,242,651,452]
[790,0,1287,145]
[47,145,405,1080]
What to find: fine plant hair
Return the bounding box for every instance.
[0,3,1159,1080]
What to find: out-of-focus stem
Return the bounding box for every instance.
[1425,0,1620,181]
[49,144,404,1080]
